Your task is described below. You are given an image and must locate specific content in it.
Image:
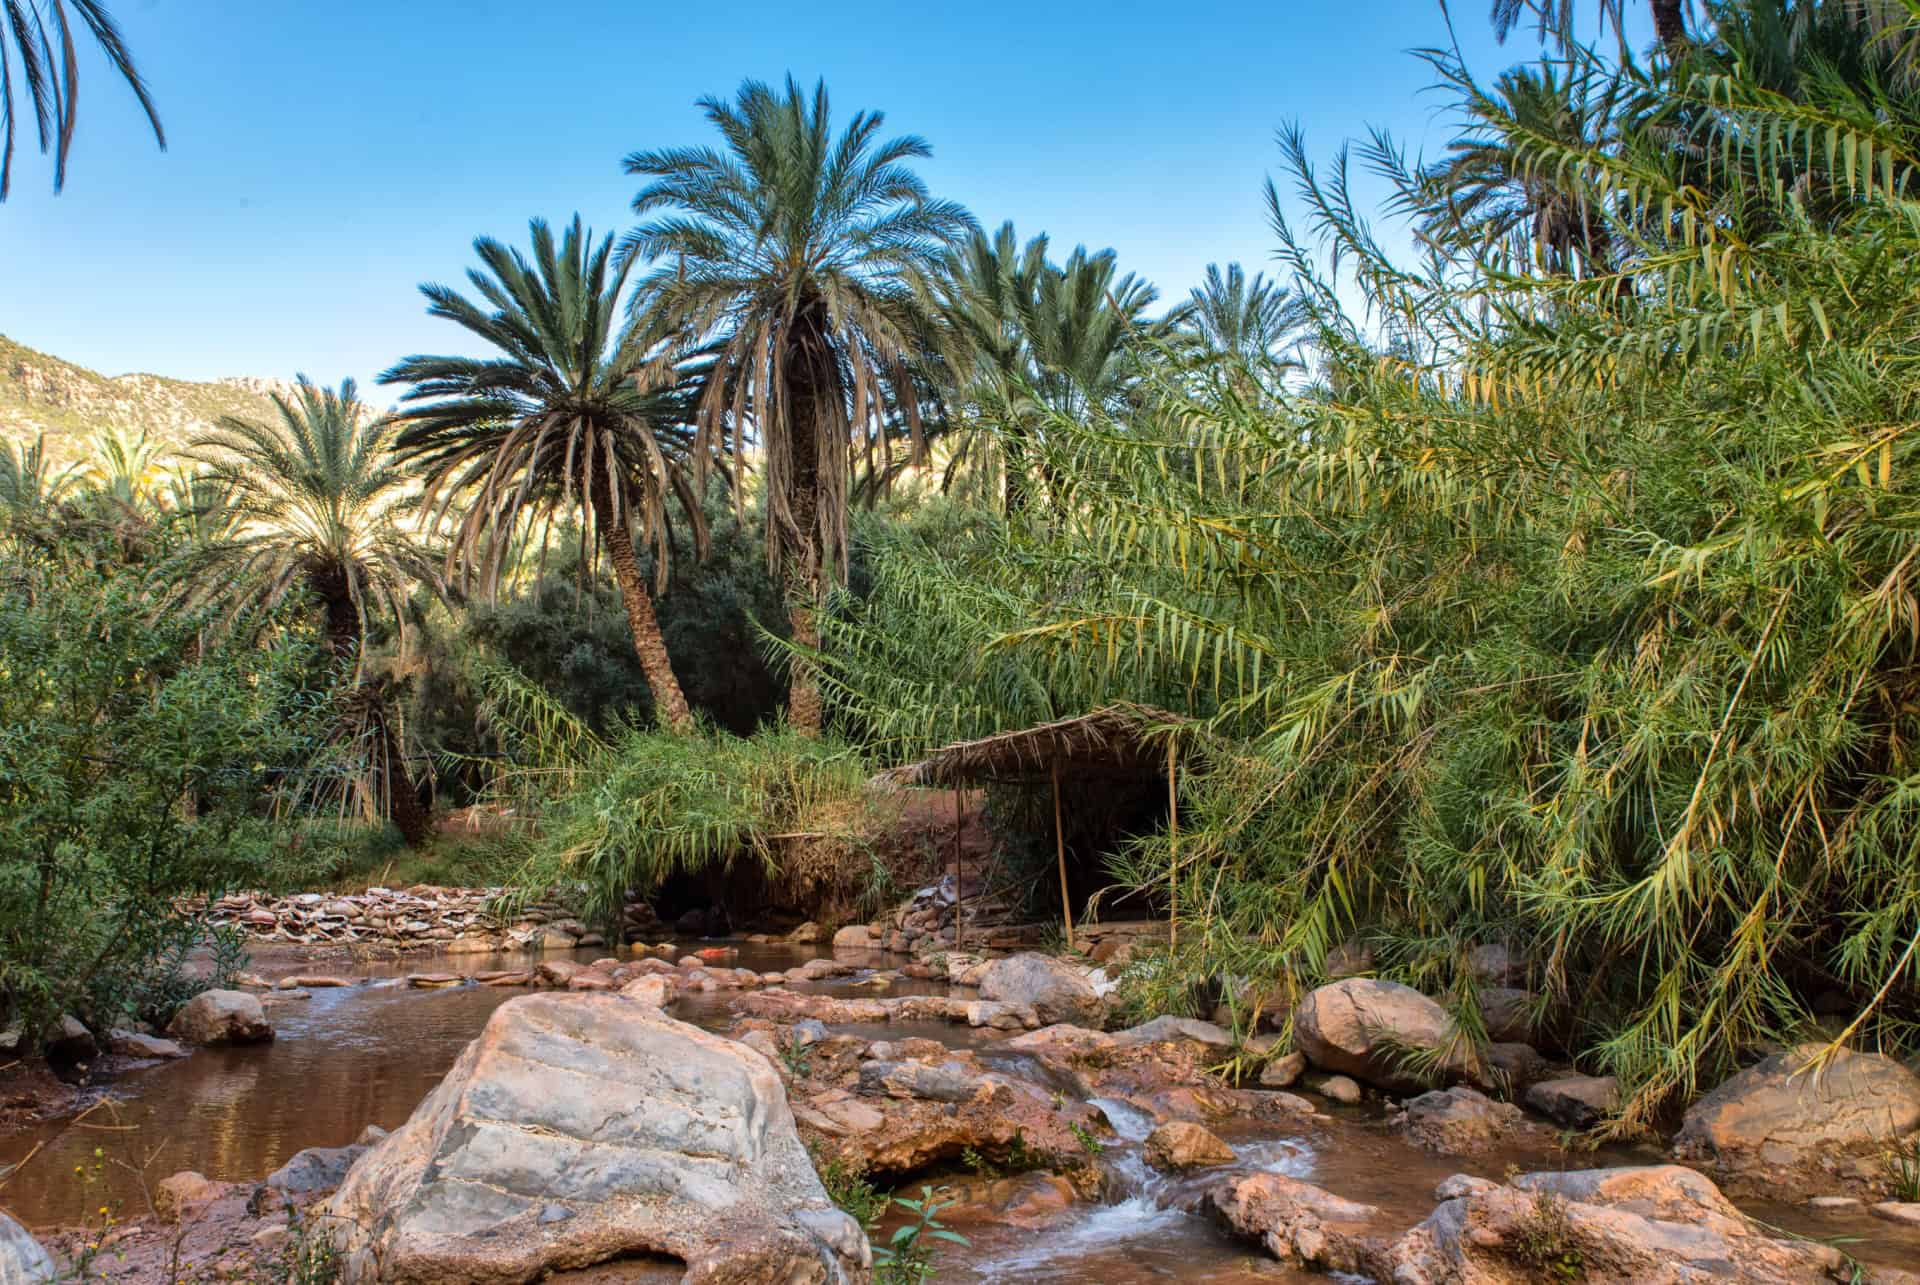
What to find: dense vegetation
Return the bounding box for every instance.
[5,0,1920,1132]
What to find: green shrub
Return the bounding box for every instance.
[0,546,321,1036]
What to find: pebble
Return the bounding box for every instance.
[1808,1195,1861,1211]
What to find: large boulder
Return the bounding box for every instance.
[0,1211,54,1284]
[1292,979,1476,1092]
[166,990,273,1046]
[327,993,867,1283]
[1674,1044,1920,1178]
[977,953,1102,1027]
[1381,1165,1844,1283]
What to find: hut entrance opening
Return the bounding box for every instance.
[880,705,1195,953]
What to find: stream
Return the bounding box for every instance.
[3,942,1914,1282]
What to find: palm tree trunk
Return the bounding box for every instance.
[589,480,694,732]
[1651,0,1687,60]
[375,704,433,848]
[782,311,829,739]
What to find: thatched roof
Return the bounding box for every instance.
[879,703,1195,788]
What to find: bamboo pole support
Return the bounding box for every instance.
[1167,738,1179,951]
[954,783,964,950]
[1052,759,1074,952]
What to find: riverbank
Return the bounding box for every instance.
[4,935,1919,1283]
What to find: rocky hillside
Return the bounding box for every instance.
[0,333,288,465]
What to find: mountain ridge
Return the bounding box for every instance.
[0,332,292,465]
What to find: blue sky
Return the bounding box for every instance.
[2,0,1641,401]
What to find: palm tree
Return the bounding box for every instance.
[1490,0,1690,60]
[383,216,706,732]
[185,378,438,843]
[0,434,76,527]
[1413,56,1628,276]
[1185,263,1303,389]
[1,0,163,199]
[622,76,974,734]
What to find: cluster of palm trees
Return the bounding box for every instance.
[3,74,1294,845]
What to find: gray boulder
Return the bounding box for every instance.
[327,992,866,1283]
[1293,979,1477,1092]
[167,989,273,1045]
[978,953,1102,1026]
[0,1212,54,1285]
[266,1143,369,1196]
[1399,1086,1526,1155]
[1675,1044,1920,1176]
[1525,1074,1620,1130]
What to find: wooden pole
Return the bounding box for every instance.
[1052,759,1074,952]
[1167,739,1179,951]
[953,783,964,951]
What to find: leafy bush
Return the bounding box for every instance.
[0,546,322,1036]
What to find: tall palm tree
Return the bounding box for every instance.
[1,0,163,199]
[383,216,706,732]
[622,76,974,734]
[185,378,438,843]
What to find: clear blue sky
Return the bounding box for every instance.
[2,0,1643,402]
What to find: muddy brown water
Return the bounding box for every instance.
[4,941,1916,1281]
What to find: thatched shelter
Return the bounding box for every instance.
[880,704,1198,950]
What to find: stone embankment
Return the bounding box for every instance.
[179,886,662,953]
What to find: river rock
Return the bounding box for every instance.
[1005,1023,1115,1054]
[978,953,1102,1026]
[1483,1042,1549,1094]
[155,1170,224,1222]
[1144,1121,1235,1170]
[1398,1086,1525,1154]
[266,1143,368,1195]
[785,920,826,943]
[1525,1074,1619,1130]
[1292,978,1475,1092]
[1381,1164,1845,1283]
[167,990,273,1045]
[1205,1171,1386,1274]
[1476,986,1534,1042]
[327,992,866,1282]
[43,1015,96,1064]
[1307,1073,1363,1104]
[1259,1051,1307,1088]
[622,975,673,1007]
[1673,1044,1920,1177]
[832,924,872,949]
[1112,1016,1234,1051]
[0,1211,54,1284]
[858,1059,995,1104]
[107,1029,186,1059]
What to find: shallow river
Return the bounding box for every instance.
[3,942,1913,1281]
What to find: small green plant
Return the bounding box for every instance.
[873,1186,968,1285]
[1005,1129,1044,1172]
[960,1146,998,1178]
[1511,1188,1584,1281]
[52,1149,123,1282]
[1068,1122,1105,1156]
[266,1204,345,1284]
[816,1154,888,1230]
[779,1032,815,1079]
[1886,1134,1920,1202]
